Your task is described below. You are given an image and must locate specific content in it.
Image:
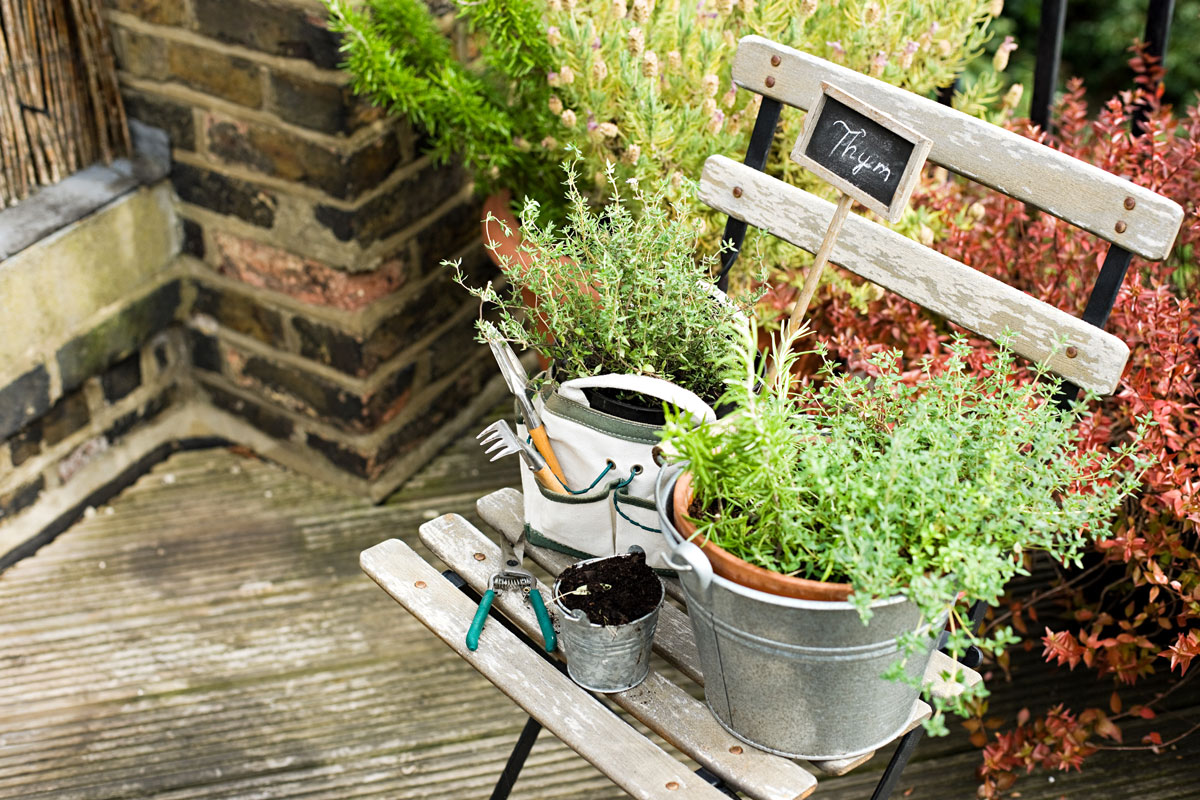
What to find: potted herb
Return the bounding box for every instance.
[655,324,1150,758]
[552,549,665,692]
[449,153,753,561]
[453,152,751,415]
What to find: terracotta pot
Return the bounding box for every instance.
[482,192,602,371]
[482,191,544,342]
[671,471,854,602]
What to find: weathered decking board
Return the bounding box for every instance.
[0,423,1196,799]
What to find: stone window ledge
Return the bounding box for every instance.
[0,121,171,261]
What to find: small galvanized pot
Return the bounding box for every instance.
[552,554,665,693]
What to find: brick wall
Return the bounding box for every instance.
[0,174,189,559]
[102,0,501,497]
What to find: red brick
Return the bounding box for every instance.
[212,231,407,311]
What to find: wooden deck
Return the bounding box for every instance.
[1,421,1197,799]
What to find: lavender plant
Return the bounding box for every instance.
[327,0,1010,250]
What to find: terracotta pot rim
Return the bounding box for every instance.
[671,471,855,602]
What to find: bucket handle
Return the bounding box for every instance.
[654,464,713,595]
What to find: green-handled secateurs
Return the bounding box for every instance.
[466,536,556,653]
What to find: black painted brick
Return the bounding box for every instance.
[141,388,172,425]
[57,281,182,394]
[206,118,399,201]
[268,71,368,135]
[0,366,50,440]
[313,159,466,246]
[193,283,287,348]
[428,318,487,383]
[377,405,443,466]
[414,198,484,268]
[192,0,341,69]
[121,89,196,150]
[104,409,140,442]
[204,382,294,440]
[291,272,464,379]
[364,363,416,427]
[181,217,205,258]
[7,423,41,467]
[188,329,222,373]
[0,475,45,521]
[42,391,91,447]
[171,163,276,228]
[305,432,371,478]
[241,355,365,423]
[291,317,367,377]
[153,338,173,372]
[101,354,142,403]
[368,273,463,353]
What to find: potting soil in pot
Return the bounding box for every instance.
[556,551,660,625]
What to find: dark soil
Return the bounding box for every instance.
[556,551,662,626]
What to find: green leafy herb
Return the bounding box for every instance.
[661,323,1152,731]
[448,151,753,401]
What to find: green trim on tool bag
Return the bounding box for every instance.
[525,524,596,560]
[533,476,627,503]
[614,485,656,510]
[543,390,664,445]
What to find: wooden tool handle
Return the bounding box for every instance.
[529,425,567,486]
[533,465,568,495]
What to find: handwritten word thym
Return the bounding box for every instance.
[829,120,893,181]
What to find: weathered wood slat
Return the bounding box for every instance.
[701,155,1130,394]
[419,512,818,800]
[360,537,733,800]
[731,35,1184,261]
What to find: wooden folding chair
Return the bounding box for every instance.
[362,36,1184,800]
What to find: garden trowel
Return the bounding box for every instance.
[481,324,568,486]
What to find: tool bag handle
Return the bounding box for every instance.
[557,374,717,424]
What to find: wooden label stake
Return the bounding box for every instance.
[783,82,933,336]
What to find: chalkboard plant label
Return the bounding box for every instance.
[767,81,934,355]
[790,82,932,223]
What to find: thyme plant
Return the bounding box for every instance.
[448,153,752,401]
[661,323,1151,730]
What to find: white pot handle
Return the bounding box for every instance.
[558,373,717,423]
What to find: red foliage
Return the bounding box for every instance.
[775,51,1200,796]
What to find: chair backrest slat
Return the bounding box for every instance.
[701,155,1130,394]
[732,35,1184,261]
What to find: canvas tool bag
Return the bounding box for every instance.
[515,373,716,568]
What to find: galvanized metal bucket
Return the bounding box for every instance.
[654,465,938,760]
[552,553,665,693]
